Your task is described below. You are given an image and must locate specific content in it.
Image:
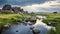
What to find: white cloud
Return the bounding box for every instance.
[21,0,60,12]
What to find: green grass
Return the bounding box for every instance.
[0,13,31,33]
[0,14,31,24]
[41,13,60,34]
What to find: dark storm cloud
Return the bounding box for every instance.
[0,0,55,6]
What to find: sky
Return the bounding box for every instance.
[0,0,60,12]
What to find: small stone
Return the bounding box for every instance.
[30,26,34,30]
[16,30,19,32]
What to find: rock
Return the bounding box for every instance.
[30,26,34,30]
[2,4,12,10]
[32,28,40,34]
[24,17,36,25]
[47,22,55,26]
[24,18,30,22]
[30,17,36,24]
[30,18,36,22]
[17,19,23,23]
[26,21,32,26]
[0,23,12,34]
[16,30,19,32]
[12,7,21,12]
[1,4,25,14]
[46,22,51,26]
[28,23,33,25]
[17,19,28,26]
[22,21,27,26]
[3,23,12,29]
[12,7,24,13]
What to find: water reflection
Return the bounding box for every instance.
[2,24,49,34]
[2,24,33,34]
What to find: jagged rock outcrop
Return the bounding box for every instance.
[2,4,12,10]
[12,7,24,13]
[0,4,27,14]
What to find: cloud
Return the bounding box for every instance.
[0,0,55,6]
[21,0,60,12]
[0,0,60,12]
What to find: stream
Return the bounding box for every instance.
[1,18,53,34]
